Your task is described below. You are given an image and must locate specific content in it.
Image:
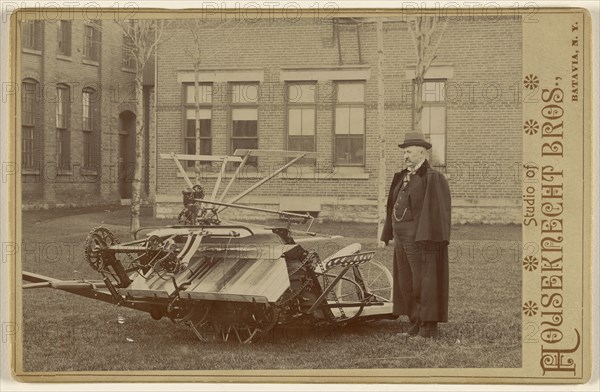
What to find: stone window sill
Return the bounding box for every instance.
[176,167,370,180]
[80,168,98,176]
[56,54,72,62]
[82,58,100,67]
[22,48,42,56]
[22,169,40,175]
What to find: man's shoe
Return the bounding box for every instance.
[420,321,438,339]
[407,320,421,336]
[396,320,421,337]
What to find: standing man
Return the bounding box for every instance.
[379,132,451,338]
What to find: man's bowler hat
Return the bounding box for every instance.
[398,132,432,150]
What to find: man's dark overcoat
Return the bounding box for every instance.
[381,160,451,322]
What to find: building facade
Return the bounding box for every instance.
[19,17,153,209]
[152,16,523,224]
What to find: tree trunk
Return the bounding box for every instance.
[194,61,201,185]
[130,76,144,235]
[376,19,387,242]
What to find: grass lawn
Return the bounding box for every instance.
[20,205,522,371]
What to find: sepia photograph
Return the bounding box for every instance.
[2,2,594,386]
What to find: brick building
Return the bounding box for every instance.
[152,16,522,224]
[19,18,154,208]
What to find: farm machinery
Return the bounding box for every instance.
[22,150,394,343]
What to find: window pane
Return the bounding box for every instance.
[422,81,445,102]
[288,108,302,135]
[288,136,315,152]
[185,139,195,155]
[301,108,315,135]
[287,84,316,103]
[337,83,364,103]
[22,82,36,126]
[56,87,68,129]
[429,134,446,166]
[232,121,257,137]
[186,108,211,120]
[335,136,364,165]
[232,138,258,150]
[83,92,91,130]
[335,107,350,135]
[422,106,431,133]
[231,84,259,103]
[429,106,446,133]
[186,119,211,138]
[231,107,257,121]
[185,84,213,104]
[58,20,71,55]
[349,107,364,134]
[22,126,34,168]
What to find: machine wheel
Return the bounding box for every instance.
[188,304,278,344]
[358,260,394,302]
[84,227,119,272]
[186,302,215,342]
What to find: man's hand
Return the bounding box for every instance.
[377,241,388,249]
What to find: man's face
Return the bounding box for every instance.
[403,146,426,167]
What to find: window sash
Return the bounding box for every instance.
[57,129,70,168]
[82,91,92,131]
[336,82,365,103]
[22,82,36,126]
[22,21,38,49]
[185,84,213,104]
[421,81,445,103]
[22,126,35,168]
[183,83,213,166]
[416,80,447,166]
[334,135,364,166]
[287,83,316,103]
[333,81,366,166]
[84,24,100,61]
[57,20,71,55]
[334,105,365,135]
[230,83,259,104]
[288,107,315,136]
[56,87,68,129]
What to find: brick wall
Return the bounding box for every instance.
[20,19,142,209]
[154,16,522,223]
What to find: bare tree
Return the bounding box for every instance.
[183,19,241,185]
[376,18,387,245]
[408,16,447,134]
[184,20,205,185]
[117,19,168,235]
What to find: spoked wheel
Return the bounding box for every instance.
[187,302,215,342]
[84,227,119,271]
[358,260,394,302]
[222,306,278,344]
[188,304,278,344]
[316,271,366,323]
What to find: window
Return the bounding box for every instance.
[56,85,70,169]
[286,82,316,165]
[416,80,447,166]
[21,79,39,169]
[57,20,71,56]
[334,81,365,166]
[22,20,42,51]
[230,83,259,166]
[122,21,134,69]
[183,83,212,168]
[83,21,101,61]
[82,88,99,169]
